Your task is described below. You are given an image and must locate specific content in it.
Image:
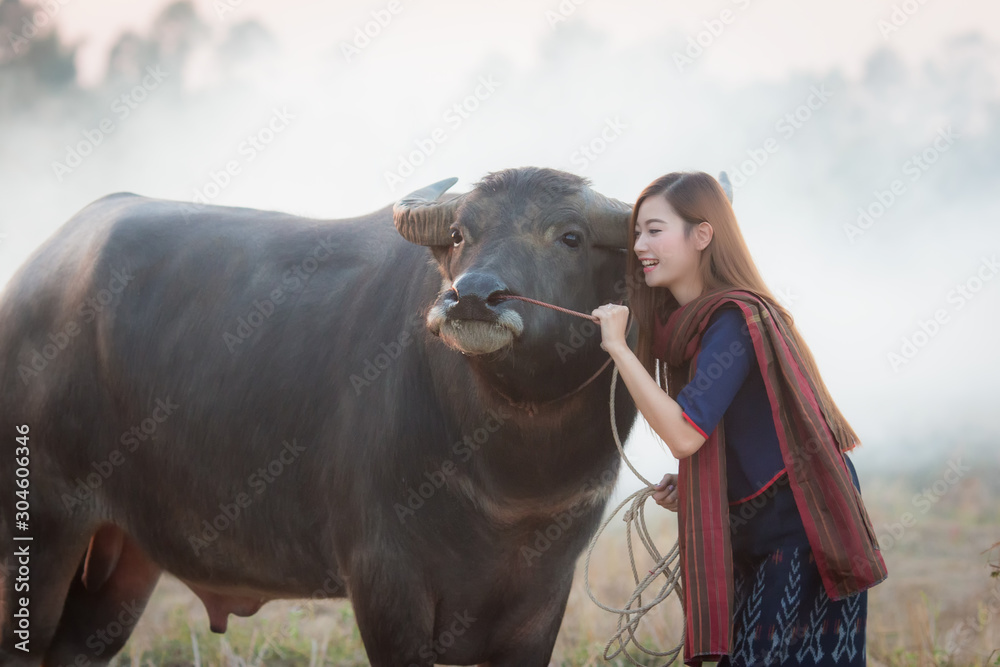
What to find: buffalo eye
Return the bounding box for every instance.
[560,231,581,248]
[451,228,463,246]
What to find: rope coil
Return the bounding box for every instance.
[490,293,685,664]
[581,364,684,666]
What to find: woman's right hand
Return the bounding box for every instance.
[652,473,679,512]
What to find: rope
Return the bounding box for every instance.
[582,364,684,665]
[494,293,604,322]
[488,292,685,663]
[482,294,620,415]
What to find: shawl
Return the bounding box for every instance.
[652,286,887,665]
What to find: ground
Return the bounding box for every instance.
[85,461,1000,667]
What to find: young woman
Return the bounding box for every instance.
[590,172,887,667]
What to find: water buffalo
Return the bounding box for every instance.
[0,166,639,666]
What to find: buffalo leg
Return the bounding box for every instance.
[0,522,93,667]
[483,578,574,667]
[42,527,161,667]
[348,560,435,666]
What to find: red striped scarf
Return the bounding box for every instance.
[652,286,887,665]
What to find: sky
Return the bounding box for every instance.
[53,0,1000,88]
[1,0,998,485]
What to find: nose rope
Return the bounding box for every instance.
[495,293,604,323]
[452,286,682,662]
[450,287,611,323]
[448,287,632,416]
[497,292,683,663]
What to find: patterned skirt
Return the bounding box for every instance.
[717,467,868,666]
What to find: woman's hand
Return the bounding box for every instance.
[652,473,678,512]
[590,303,630,353]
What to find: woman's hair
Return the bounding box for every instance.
[626,171,860,449]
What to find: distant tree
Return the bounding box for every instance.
[106,31,158,83]
[218,19,276,64]
[216,19,278,83]
[105,1,208,85]
[0,0,77,109]
[862,46,907,89]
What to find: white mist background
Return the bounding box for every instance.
[1,0,998,502]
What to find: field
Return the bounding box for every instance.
[99,460,1000,667]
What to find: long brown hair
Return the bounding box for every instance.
[625,171,861,449]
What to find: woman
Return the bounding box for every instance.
[590,172,887,667]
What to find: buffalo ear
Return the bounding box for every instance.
[584,190,634,249]
[717,171,733,204]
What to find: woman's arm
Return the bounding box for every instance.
[604,340,707,459]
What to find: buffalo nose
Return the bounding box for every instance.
[447,272,509,319]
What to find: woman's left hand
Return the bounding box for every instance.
[590,303,630,352]
[652,473,679,512]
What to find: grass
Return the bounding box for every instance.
[102,462,1000,666]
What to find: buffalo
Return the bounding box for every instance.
[0,166,640,666]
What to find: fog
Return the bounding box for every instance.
[1,0,997,486]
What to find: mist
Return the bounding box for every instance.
[1,0,998,485]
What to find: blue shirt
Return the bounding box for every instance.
[674,304,788,504]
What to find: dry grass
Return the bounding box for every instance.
[104,464,1000,666]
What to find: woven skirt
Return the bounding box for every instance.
[717,467,868,667]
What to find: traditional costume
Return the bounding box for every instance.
[652,287,887,666]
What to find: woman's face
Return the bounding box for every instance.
[633,195,705,292]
